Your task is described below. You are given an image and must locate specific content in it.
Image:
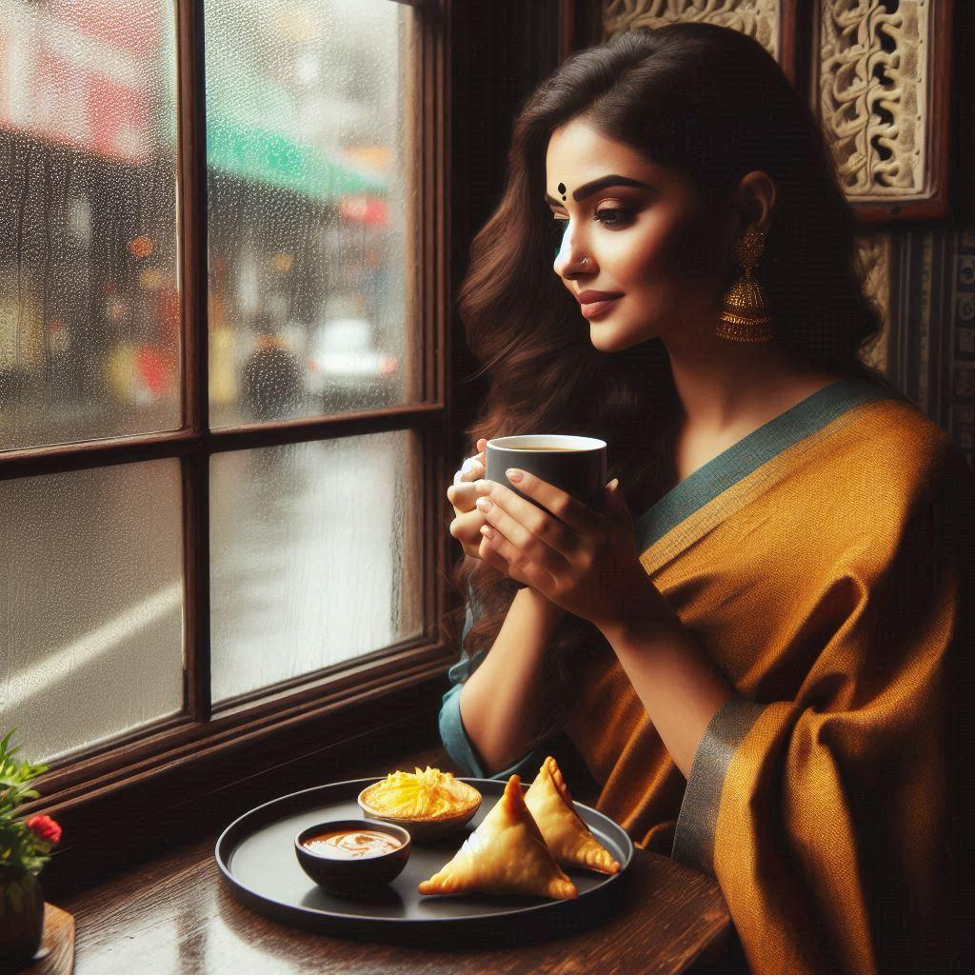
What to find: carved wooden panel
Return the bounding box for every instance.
[815,0,952,220]
[820,1,927,200]
[602,0,781,60]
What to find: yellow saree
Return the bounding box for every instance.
[561,377,973,973]
[438,377,972,972]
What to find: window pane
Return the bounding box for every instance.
[0,459,184,763]
[0,0,181,451]
[204,0,415,427]
[210,431,423,704]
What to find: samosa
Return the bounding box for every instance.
[417,774,577,899]
[524,755,620,875]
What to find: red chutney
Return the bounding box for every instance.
[303,828,403,860]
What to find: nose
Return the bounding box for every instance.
[552,222,594,278]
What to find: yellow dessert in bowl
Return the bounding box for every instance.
[358,766,483,841]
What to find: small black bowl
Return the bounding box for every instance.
[294,819,411,893]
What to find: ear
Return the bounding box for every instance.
[734,170,777,235]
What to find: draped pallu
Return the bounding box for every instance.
[439,379,973,973]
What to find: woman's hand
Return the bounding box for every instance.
[446,439,535,587]
[472,469,667,632]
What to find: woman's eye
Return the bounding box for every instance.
[594,208,633,226]
[551,210,633,233]
[550,210,632,256]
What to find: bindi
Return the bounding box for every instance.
[558,182,567,200]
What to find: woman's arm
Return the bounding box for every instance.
[598,589,736,780]
[458,587,566,774]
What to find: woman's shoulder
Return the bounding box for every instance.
[812,388,972,575]
[808,381,973,536]
[853,385,969,489]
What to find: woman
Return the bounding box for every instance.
[440,23,972,974]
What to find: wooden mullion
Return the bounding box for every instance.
[0,405,445,481]
[182,452,211,721]
[204,403,443,452]
[175,0,211,722]
[0,430,198,481]
[175,0,209,439]
[424,0,451,660]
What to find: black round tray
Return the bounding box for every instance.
[215,776,634,947]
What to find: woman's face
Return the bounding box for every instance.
[546,119,734,352]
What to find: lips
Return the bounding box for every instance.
[575,290,623,305]
[576,291,623,320]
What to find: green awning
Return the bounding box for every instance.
[159,12,390,204]
[206,116,387,202]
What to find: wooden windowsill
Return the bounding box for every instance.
[52,740,737,975]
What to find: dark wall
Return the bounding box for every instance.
[448,0,568,464]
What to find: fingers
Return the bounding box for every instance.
[474,491,573,578]
[452,450,485,487]
[446,440,490,515]
[478,524,553,589]
[478,471,601,537]
[448,506,487,546]
[448,473,482,514]
[473,477,585,556]
[447,445,487,511]
[477,533,534,587]
[458,454,485,483]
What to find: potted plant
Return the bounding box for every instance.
[0,731,61,968]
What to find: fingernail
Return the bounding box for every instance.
[505,469,523,482]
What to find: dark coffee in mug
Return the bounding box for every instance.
[485,434,607,508]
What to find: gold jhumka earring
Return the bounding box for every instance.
[716,225,773,342]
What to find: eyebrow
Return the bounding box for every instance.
[544,174,655,207]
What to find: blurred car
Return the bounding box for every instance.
[305,316,400,409]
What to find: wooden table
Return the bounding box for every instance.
[61,745,735,974]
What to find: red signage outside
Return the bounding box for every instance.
[0,0,160,163]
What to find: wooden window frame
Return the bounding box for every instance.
[8,0,456,817]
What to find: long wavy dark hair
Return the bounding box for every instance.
[443,22,894,741]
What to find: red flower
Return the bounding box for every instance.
[26,814,62,846]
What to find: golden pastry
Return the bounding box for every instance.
[524,756,620,875]
[417,774,578,900]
